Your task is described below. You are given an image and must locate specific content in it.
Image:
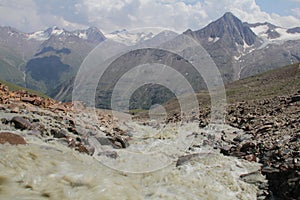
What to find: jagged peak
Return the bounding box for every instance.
[222,12,237,19]
[183,29,193,34]
[186,12,258,47]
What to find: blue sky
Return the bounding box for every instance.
[256,0,300,16]
[0,0,299,33]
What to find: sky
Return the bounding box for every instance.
[0,0,299,33]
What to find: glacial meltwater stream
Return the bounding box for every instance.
[0,119,266,200]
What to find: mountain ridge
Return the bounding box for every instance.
[1,12,300,108]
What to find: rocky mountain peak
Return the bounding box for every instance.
[45,26,64,36]
[72,27,106,44]
[186,12,258,47]
[85,27,106,43]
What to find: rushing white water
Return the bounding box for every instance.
[0,122,264,200]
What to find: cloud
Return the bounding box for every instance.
[0,0,87,32]
[0,0,300,33]
[0,0,42,31]
[292,7,300,17]
[78,0,300,32]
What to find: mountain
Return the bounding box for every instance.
[0,26,106,94]
[51,30,179,103]
[0,26,41,60]
[1,12,300,109]
[237,23,300,78]
[184,12,261,81]
[28,26,106,44]
[105,29,157,46]
[72,27,106,44]
[184,12,300,81]
[185,12,259,47]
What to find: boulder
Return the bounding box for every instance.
[0,132,27,145]
[11,116,32,130]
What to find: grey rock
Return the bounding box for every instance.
[11,116,31,130]
[50,129,67,138]
[98,151,118,159]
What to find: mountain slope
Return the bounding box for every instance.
[0,60,24,85]
[152,62,300,118]
[0,79,49,98]
[225,62,300,102]
[184,12,261,82]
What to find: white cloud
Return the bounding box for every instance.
[0,0,42,31]
[0,0,300,32]
[0,0,87,32]
[292,7,300,17]
[79,0,300,32]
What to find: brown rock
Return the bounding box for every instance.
[255,124,273,133]
[0,132,27,145]
[21,97,36,104]
[244,154,257,162]
[10,105,20,113]
[115,136,129,148]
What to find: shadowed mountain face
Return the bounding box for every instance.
[25,56,71,93]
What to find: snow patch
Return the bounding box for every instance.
[27,27,65,41]
[51,29,64,35]
[105,29,155,46]
[74,31,88,40]
[234,55,241,61]
[208,37,220,43]
[27,31,49,41]
[272,28,300,41]
[251,25,269,37]
[250,25,300,49]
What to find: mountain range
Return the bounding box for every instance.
[0,12,300,109]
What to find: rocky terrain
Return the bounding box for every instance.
[137,63,300,199]
[0,82,273,199]
[226,93,300,199]
[0,83,130,154]
[142,91,300,199]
